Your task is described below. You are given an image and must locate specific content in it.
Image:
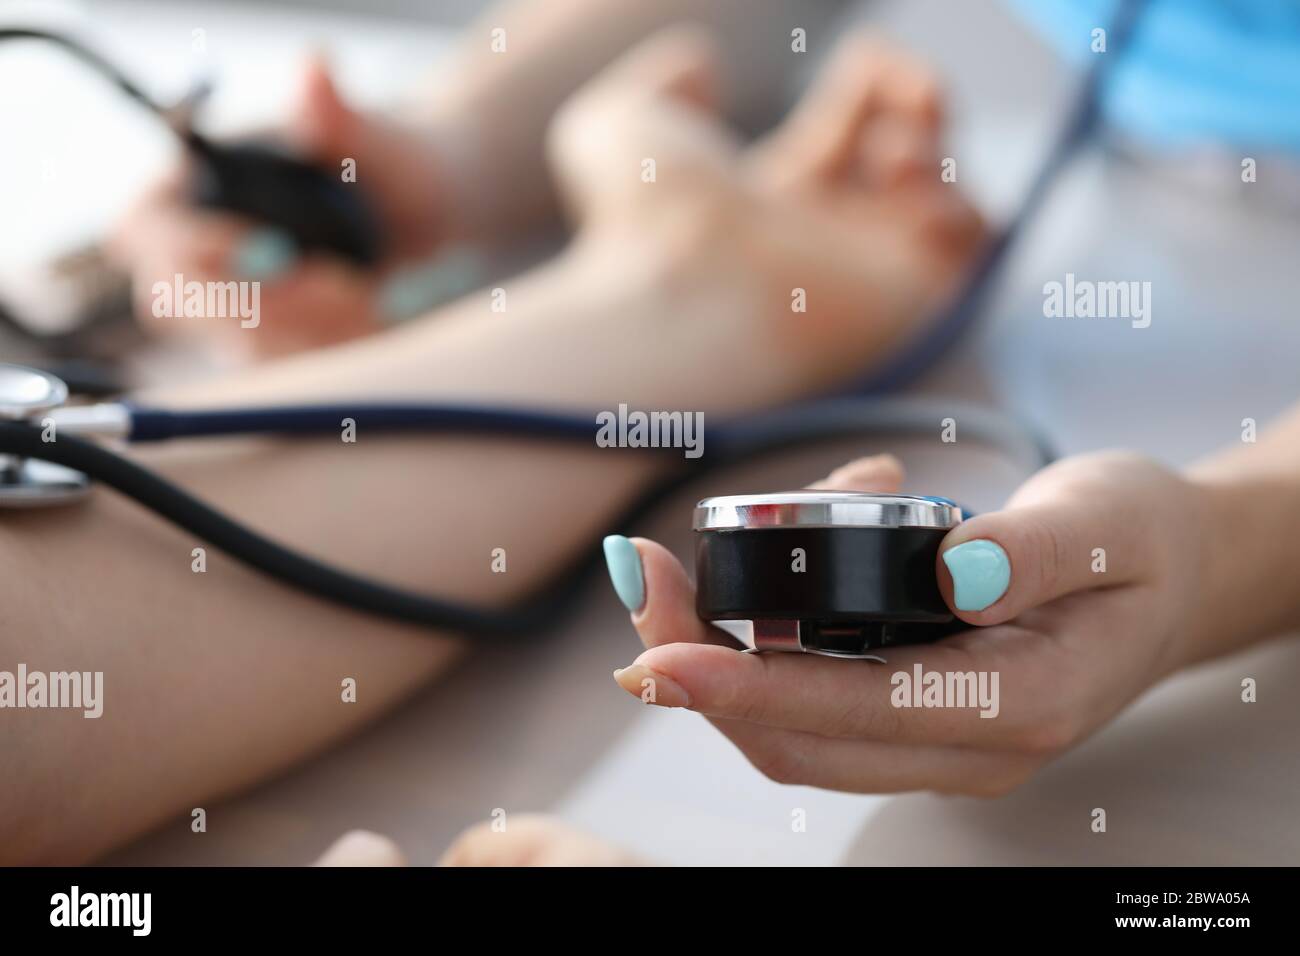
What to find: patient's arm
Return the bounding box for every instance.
[0,250,672,864]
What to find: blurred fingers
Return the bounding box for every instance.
[546,26,733,225]
[314,829,407,866]
[807,453,905,491]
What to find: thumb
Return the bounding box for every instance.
[290,54,358,162]
[937,494,1151,627]
[545,27,727,226]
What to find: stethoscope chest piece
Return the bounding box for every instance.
[0,364,91,507]
[693,491,964,658]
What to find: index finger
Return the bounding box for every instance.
[624,626,1065,749]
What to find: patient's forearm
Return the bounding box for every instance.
[0,252,690,864]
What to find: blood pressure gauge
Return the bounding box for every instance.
[693,491,965,658]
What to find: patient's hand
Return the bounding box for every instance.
[608,453,1217,796]
[546,28,985,398]
[110,58,456,359]
[111,26,982,394]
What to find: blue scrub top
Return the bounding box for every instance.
[1008,0,1300,153]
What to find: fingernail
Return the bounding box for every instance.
[233,228,298,280]
[942,539,1010,611]
[602,534,645,612]
[613,663,690,708]
[378,249,486,323]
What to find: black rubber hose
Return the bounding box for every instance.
[0,400,1053,637]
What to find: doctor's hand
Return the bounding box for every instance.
[110,58,459,359]
[606,452,1218,796]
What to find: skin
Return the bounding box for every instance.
[1,30,981,863]
[314,830,409,867]
[315,818,645,867]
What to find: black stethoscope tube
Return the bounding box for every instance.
[0,399,1049,636]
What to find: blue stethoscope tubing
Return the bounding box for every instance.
[1,0,1141,636]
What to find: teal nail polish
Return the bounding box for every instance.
[603,534,645,612]
[233,228,297,280]
[942,539,1010,612]
[378,249,486,322]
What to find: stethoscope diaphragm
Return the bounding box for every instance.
[693,491,965,658]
